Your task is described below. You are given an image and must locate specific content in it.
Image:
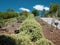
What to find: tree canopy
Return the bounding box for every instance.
[32,9,39,16]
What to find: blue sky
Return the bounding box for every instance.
[0,0,60,12]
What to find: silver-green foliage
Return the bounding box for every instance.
[19,14,44,42]
[10,33,31,45]
[19,14,54,45]
[36,38,54,45]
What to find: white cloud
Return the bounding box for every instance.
[19,8,30,12]
[33,5,49,11]
[44,7,49,11]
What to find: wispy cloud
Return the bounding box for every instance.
[33,5,49,11]
[19,8,30,12]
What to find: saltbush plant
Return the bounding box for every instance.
[36,38,54,45]
[19,14,54,45]
[19,14,44,42]
[16,15,26,23]
[0,20,5,28]
[10,33,31,45]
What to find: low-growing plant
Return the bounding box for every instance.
[19,14,54,45]
[16,15,27,23]
[0,20,5,27]
[19,14,44,42]
[10,33,31,45]
[36,38,54,45]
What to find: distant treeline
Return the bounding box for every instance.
[0,12,18,19]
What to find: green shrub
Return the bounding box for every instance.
[0,12,18,19]
[10,33,31,45]
[19,14,44,42]
[36,38,54,45]
[17,33,31,45]
[0,20,5,27]
[19,14,54,45]
[0,35,17,45]
[17,15,26,23]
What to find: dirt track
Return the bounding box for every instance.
[36,18,60,45]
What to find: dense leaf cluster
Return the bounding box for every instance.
[0,12,18,19]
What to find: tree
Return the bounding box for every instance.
[17,11,30,23]
[42,9,46,17]
[49,4,59,17]
[50,4,59,12]
[57,6,60,17]
[58,10,60,17]
[46,4,60,17]
[20,11,30,17]
[0,12,18,19]
[7,8,15,12]
[32,9,39,16]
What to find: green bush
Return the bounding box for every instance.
[19,14,54,45]
[16,15,26,23]
[0,20,5,27]
[17,34,31,45]
[10,33,31,45]
[36,38,54,45]
[19,14,44,42]
[0,12,18,19]
[0,35,17,45]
